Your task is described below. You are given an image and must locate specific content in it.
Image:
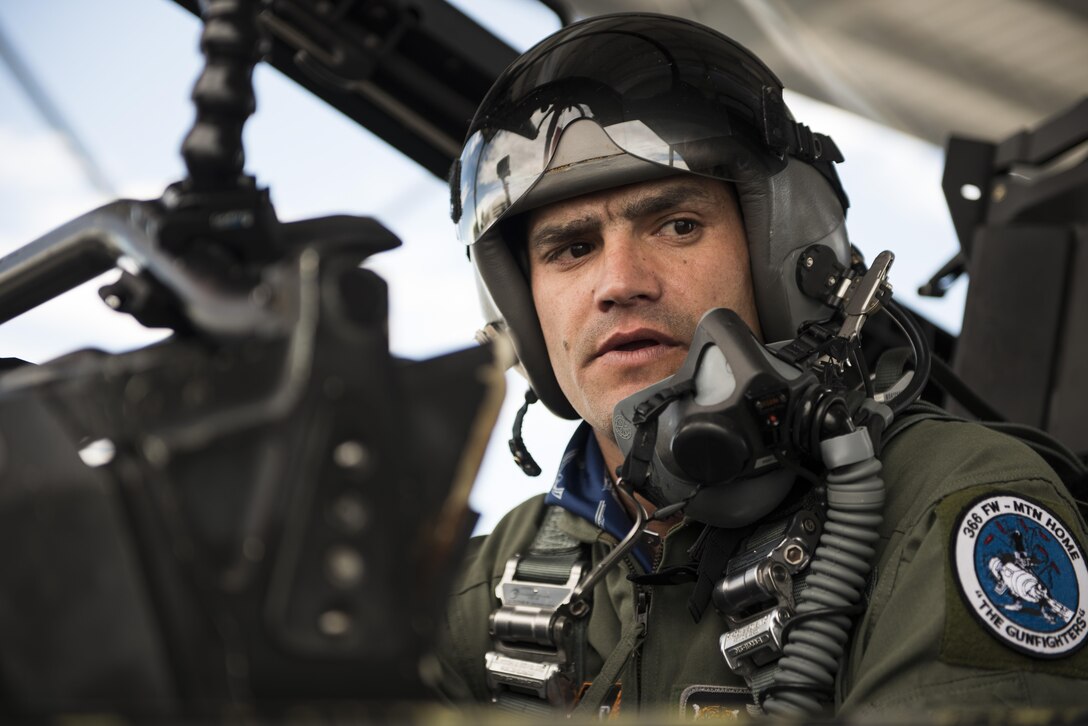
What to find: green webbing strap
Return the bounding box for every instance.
[748,667,776,709]
[873,346,914,393]
[529,505,582,551]
[494,691,559,716]
[570,616,646,719]
[498,505,646,716]
[514,505,584,582]
[515,551,583,583]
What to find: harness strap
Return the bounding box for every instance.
[489,504,657,717]
[485,506,589,710]
[872,346,913,393]
[571,605,646,718]
[521,504,586,568]
[493,690,559,716]
[688,525,754,622]
[516,550,583,583]
[711,490,824,710]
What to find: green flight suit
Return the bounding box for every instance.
[433,419,1088,716]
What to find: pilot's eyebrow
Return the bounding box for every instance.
[528,215,600,255]
[528,181,717,254]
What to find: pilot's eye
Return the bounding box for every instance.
[670,220,697,236]
[569,242,592,258]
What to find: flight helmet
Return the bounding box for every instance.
[451,13,851,420]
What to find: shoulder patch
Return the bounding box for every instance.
[678,685,756,720]
[951,493,1088,658]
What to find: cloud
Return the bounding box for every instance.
[0,126,87,186]
[0,125,170,251]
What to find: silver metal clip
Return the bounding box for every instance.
[837,250,895,343]
[484,652,565,702]
[714,510,823,679]
[495,556,584,610]
[719,607,791,676]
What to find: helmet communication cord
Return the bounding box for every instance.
[509,388,543,477]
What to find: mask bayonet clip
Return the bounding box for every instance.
[836,250,895,343]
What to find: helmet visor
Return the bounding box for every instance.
[456,14,790,244]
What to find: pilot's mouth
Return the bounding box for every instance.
[614,340,659,352]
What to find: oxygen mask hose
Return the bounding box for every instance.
[763,418,885,717]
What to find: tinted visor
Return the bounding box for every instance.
[456,14,791,244]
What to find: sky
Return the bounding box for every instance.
[0,0,967,534]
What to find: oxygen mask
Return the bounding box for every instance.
[611,308,818,527]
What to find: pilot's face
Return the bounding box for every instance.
[527,175,762,444]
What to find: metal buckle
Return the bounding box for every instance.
[485,555,586,705]
[484,653,565,702]
[714,510,822,677]
[495,556,584,610]
[719,606,791,675]
[714,510,821,623]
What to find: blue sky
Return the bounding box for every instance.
[0,0,966,532]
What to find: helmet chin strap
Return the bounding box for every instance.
[509,388,542,476]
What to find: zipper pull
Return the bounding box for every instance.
[635,588,651,634]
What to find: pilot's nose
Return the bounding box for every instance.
[593,234,662,311]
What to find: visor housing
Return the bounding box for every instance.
[454,14,794,245]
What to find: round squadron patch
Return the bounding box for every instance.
[952,494,1088,658]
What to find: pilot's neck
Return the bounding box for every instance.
[595,428,682,549]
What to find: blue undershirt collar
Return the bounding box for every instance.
[544,422,653,572]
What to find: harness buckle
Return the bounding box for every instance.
[719,606,791,675]
[485,555,586,705]
[713,509,823,677]
[484,653,566,702]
